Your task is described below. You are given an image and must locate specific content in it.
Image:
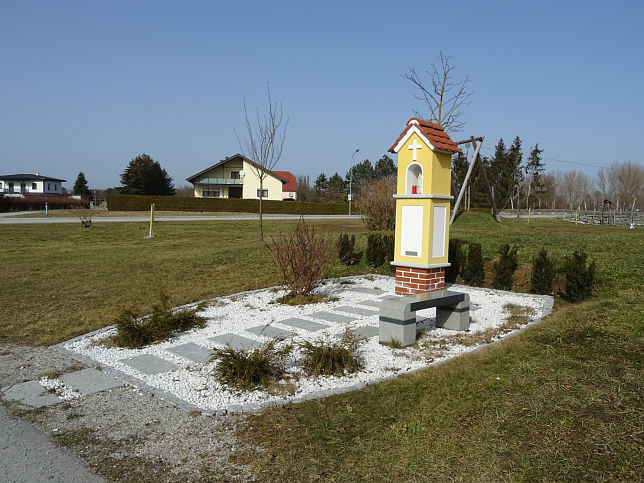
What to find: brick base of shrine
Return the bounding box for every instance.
[394,266,446,296]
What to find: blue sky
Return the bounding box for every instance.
[1,0,642,189]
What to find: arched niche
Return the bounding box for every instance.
[406,163,423,194]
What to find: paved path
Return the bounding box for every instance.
[0,405,104,482]
[0,211,359,224]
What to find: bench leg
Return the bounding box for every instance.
[435,295,470,331]
[379,319,416,347]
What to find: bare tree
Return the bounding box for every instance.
[402,51,471,133]
[235,86,289,240]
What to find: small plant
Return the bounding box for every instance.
[366,232,395,268]
[210,340,292,391]
[111,292,207,348]
[299,330,364,376]
[445,239,466,283]
[530,248,554,294]
[563,250,596,302]
[337,233,362,265]
[493,244,519,290]
[462,242,484,287]
[267,217,336,297]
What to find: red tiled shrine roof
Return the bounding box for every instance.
[389,118,462,154]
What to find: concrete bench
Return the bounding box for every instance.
[379,290,470,347]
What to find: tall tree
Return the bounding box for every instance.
[374,155,396,179]
[119,154,175,196]
[313,173,328,199]
[345,159,374,195]
[73,172,91,198]
[402,51,472,133]
[235,85,288,241]
[525,143,546,208]
[327,173,346,201]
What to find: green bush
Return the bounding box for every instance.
[366,232,394,267]
[105,194,347,214]
[210,339,293,391]
[111,292,207,348]
[531,248,555,295]
[0,195,89,212]
[337,233,362,265]
[563,250,596,302]
[299,330,364,376]
[493,244,519,290]
[462,242,484,287]
[445,239,466,283]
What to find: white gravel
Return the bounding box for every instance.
[60,275,552,414]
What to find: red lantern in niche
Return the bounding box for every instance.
[412,185,417,194]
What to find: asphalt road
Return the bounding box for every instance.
[0,211,360,224]
[0,405,104,483]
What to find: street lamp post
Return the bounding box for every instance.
[349,148,359,215]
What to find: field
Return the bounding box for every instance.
[0,214,642,480]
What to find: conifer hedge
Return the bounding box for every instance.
[106,194,348,215]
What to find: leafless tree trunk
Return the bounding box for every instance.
[402,51,471,133]
[235,86,289,241]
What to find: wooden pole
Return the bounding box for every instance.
[147,203,155,238]
[450,137,484,225]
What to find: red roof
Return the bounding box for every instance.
[389,118,462,154]
[272,170,297,191]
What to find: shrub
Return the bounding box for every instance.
[210,340,292,391]
[445,239,466,283]
[111,292,207,348]
[493,243,519,290]
[366,232,395,268]
[337,233,362,265]
[299,330,364,376]
[356,177,396,230]
[530,248,554,294]
[563,250,596,302]
[267,216,336,297]
[462,242,484,286]
[0,195,89,213]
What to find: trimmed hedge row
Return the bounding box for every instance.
[106,194,349,215]
[0,196,90,212]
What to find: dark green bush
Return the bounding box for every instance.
[563,250,596,302]
[0,195,89,212]
[531,248,555,295]
[493,244,519,290]
[366,232,395,268]
[111,292,207,348]
[210,339,292,391]
[337,233,362,265]
[462,242,484,287]
[299,330,363,376]
[105,194,347,214]
[445,239,466,283]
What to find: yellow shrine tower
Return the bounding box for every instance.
[388,118,462,295]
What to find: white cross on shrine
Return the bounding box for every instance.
[408,139,422,161]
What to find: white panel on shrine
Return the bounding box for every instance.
[401,205,423,257]
[432,206,446,258]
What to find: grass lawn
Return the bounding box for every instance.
[1,213,642,480]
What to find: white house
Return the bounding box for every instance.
[186,154,289,201]
[0,173,66,197]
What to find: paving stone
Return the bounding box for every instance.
[334,305,379,316]
[246,325,296,339]
[308,311,357,324]
[351,325,379,339]
[120,354,179,375]
[210,333,258,351]
[345,287,385,295]
[278,317,329,332]
[166,343,212,364]
[59,368,122,396]
[1,381,61,408]
[357,299,382,308]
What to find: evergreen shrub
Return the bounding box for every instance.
[530,248,554,294]
[366,232,394,267]
[493,244,519,290]
[337,234,362,265]
[462,242,484,286]
[563,250,596,302]
[445,239,466,283]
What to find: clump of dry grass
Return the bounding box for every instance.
[299,329,364,376]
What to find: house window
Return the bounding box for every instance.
[203,189,220,198]
[231,171,240,179]
[0,182,3,189]
[48,183,51,190]
[32,183,37,190]
[257,188,268,198]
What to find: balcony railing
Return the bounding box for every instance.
[195,178,243,185]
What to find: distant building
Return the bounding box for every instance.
[187,154,294,201]
[272,171,297,201]
[0,173,66,197]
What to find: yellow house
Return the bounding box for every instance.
[388,118,462,295]
[186,154,286,201]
